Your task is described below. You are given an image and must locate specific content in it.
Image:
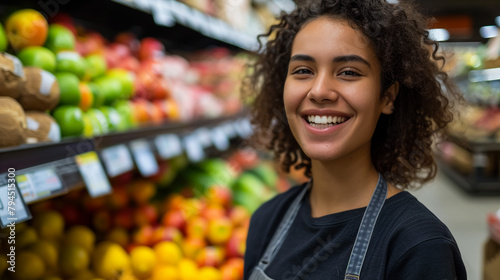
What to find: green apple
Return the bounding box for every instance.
[107,68,135,99]
[55,72,81,106]
[44,24,75,53]
[56,51,85,79]
[99,106,126,132]
[18,46,56,73]
[0,23,7,52]
[84,54,107,81]
[93,76,123,106]
[113,100,135,128]
[52,105,84,138]
[88,82,105,108]
[85,108,109,136]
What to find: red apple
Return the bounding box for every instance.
[229,206,250,228]
[225,227,247,258]
[105,43,131,68]
[77,32,106,56]
[207,217,233,245]
[195,246,225,268]
[186,217,208,239]
[138,37,165,61]
[202,203,226,221]
[133,225,154,246]
[151,226,183,245]
[83,195,106,212]
[182,237,206,259]
[114,208,134,230]
[106,185,129,210]
[134,204,159,227]
[150,101,164,124]
[115,56,140,73]
[162,209,187,233]
[206,186,232,209]
[50,13,77,36]
[61,205,86,227]
[114,32,140,55]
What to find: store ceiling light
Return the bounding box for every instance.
[480,25,499,38]
[428,28,450,41]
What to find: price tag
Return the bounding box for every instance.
[195,128,213,148]
[16,167,64,203]
[183,135,205,163]
[222,122,237,139]
[101,145,135,177]
[155,134,183,159]
[130,139,159,177]
[75,152,112,198]
[211,126,230,151]
[152,0,175,27]
[0,182,31,228]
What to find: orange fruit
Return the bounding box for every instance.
[78,83,94,112]
[153,241,183,266]
[5,9,48,50]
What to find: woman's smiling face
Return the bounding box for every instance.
[284,16,395,164]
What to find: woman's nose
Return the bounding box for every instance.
[307,72,338,103]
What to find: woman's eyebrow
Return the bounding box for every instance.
[333,55,371,68]
[290,54,315,62]
[290,54,371,68]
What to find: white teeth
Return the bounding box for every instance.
[306,115,348,125]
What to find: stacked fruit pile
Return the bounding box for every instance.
[0,8,249,148]
[0,151,292,280]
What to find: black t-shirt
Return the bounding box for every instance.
[244,183,467,280]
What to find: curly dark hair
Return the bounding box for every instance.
[242,0,463,189]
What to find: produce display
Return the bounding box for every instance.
[0,149,294,280]
[0,7,250,148]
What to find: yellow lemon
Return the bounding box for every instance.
[106,227,129,248]
[92,241,130,279]
[130,246,156,279]
[14,251,45,280]
[33,210,64,240]
[178,258,199,280]
[152,265,179,280]
[28,240,58,268]
[16,226,38,249]
[65,225,96,254]
[198,267,222,280]
[153,241,182,266]
[59,244,90,277]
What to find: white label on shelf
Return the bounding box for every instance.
[155,134,183,159]
[222,122,237,139]
[75,152,112,198]
[130,139,159,177]
[152,0,175,27]
[183,135,205,163]
[16,168,63,203]
[0,183,31,228]
[195,128,213,148]
[101,144,135,177]
[211,126,230,151]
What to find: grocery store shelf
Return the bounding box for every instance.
[0,138,96,172]
[437,158,500,195]
[111,0,259,51]
[445,131,500,153]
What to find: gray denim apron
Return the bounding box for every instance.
[248,174,388,280]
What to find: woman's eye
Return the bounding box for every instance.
[340,70,361,76]
[292,68,313,75]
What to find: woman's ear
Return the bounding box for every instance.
[381,82,399,115]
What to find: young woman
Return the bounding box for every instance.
[242,0,467,279]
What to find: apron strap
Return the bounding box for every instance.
[344,174,388,279]
[256,181,311,270]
